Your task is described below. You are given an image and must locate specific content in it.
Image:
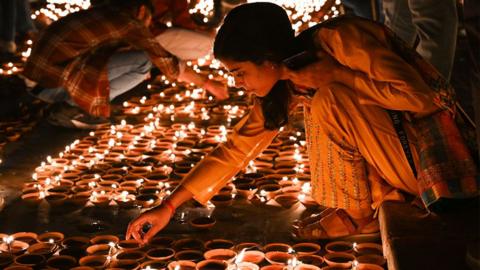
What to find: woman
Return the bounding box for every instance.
[127,2,478,243]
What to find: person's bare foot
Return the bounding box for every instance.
[204,80,229,100]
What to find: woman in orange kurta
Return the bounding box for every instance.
[127,3,478,243]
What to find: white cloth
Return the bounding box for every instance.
[156,27,214,75]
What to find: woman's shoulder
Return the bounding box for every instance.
[299,15,384,40]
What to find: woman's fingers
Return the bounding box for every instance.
[142,223,162,244]
[126,221,140,241]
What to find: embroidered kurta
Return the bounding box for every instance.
[24,7,178,117]
[180,16,478,211]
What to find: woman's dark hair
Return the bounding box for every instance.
[214,2,298,130]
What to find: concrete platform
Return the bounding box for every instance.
[379,201,480,270]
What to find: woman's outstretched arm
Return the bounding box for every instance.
[126,100,278,243]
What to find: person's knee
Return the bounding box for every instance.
[136,51,152,74]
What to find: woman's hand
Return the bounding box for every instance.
[126,204,173,245]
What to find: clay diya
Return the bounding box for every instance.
[226,261,259,270]
[88,192,111,208]
[145,173,169,184]
[356,263,384,270]
[117,239,141,251]
[5,265,35,270]
[90,235,119,245]
[203,249,237,262]
[273,193,299,209]
[78,255,108,269]
[175,250,205,262]
[135,194,160,208]
[354,243,383,256]
[21,192,45,205]
[292,243,321,255]
[27,242,57,257]
[38,232,64,244]
[146,247,175,261]
[218,185,234,196]
[46,255,77,269]
[115,250,146,261]
[173,238,205,252]
[196,259,228,270]
[140,260,168,270]
[257,184,281,201]
[56,244,85,259]
[325,241,353,254]
[323,252,356,268]
[69,192,92,206]
[12,232,37,245]
[263,243,291,253]
[356,254,386,266]
[168,260,197,270]
[241,250,265,265]
[210,194,233,207]
[264,251,294,265]
[109,259,139,269]
[148,236,175,248]
[204,239,235,250]
[86,244,111,256]
[297,254,324,267]
[0,240,29,255]
[62,236,90,249]
[189,216,216,230]
[259,264,284,270]
[14,254,46,268]
[293,264,320,270]
[235,184,257,200]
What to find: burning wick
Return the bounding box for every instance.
[233,248,246,270]
[351,260,359,270]
[286,248,299,270]
[2,235,13,254]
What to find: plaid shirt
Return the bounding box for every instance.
[24,7,178,117]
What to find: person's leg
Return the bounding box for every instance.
[342,0,373,19]
[0,0,17,53]
[107,50,152,100]
[408,0,458,80]
[382,0,417,46]
[35,87,71,104]
[16,0,36,36]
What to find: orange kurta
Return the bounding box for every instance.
[180,17,446,213]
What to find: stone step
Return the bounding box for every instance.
[379,200,479,270]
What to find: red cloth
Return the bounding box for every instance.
[150,0,198,36]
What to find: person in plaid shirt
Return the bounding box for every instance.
[23,0,178,129]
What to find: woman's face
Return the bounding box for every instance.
[222,59,282,97]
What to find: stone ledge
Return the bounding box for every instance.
[379,201,479,270]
